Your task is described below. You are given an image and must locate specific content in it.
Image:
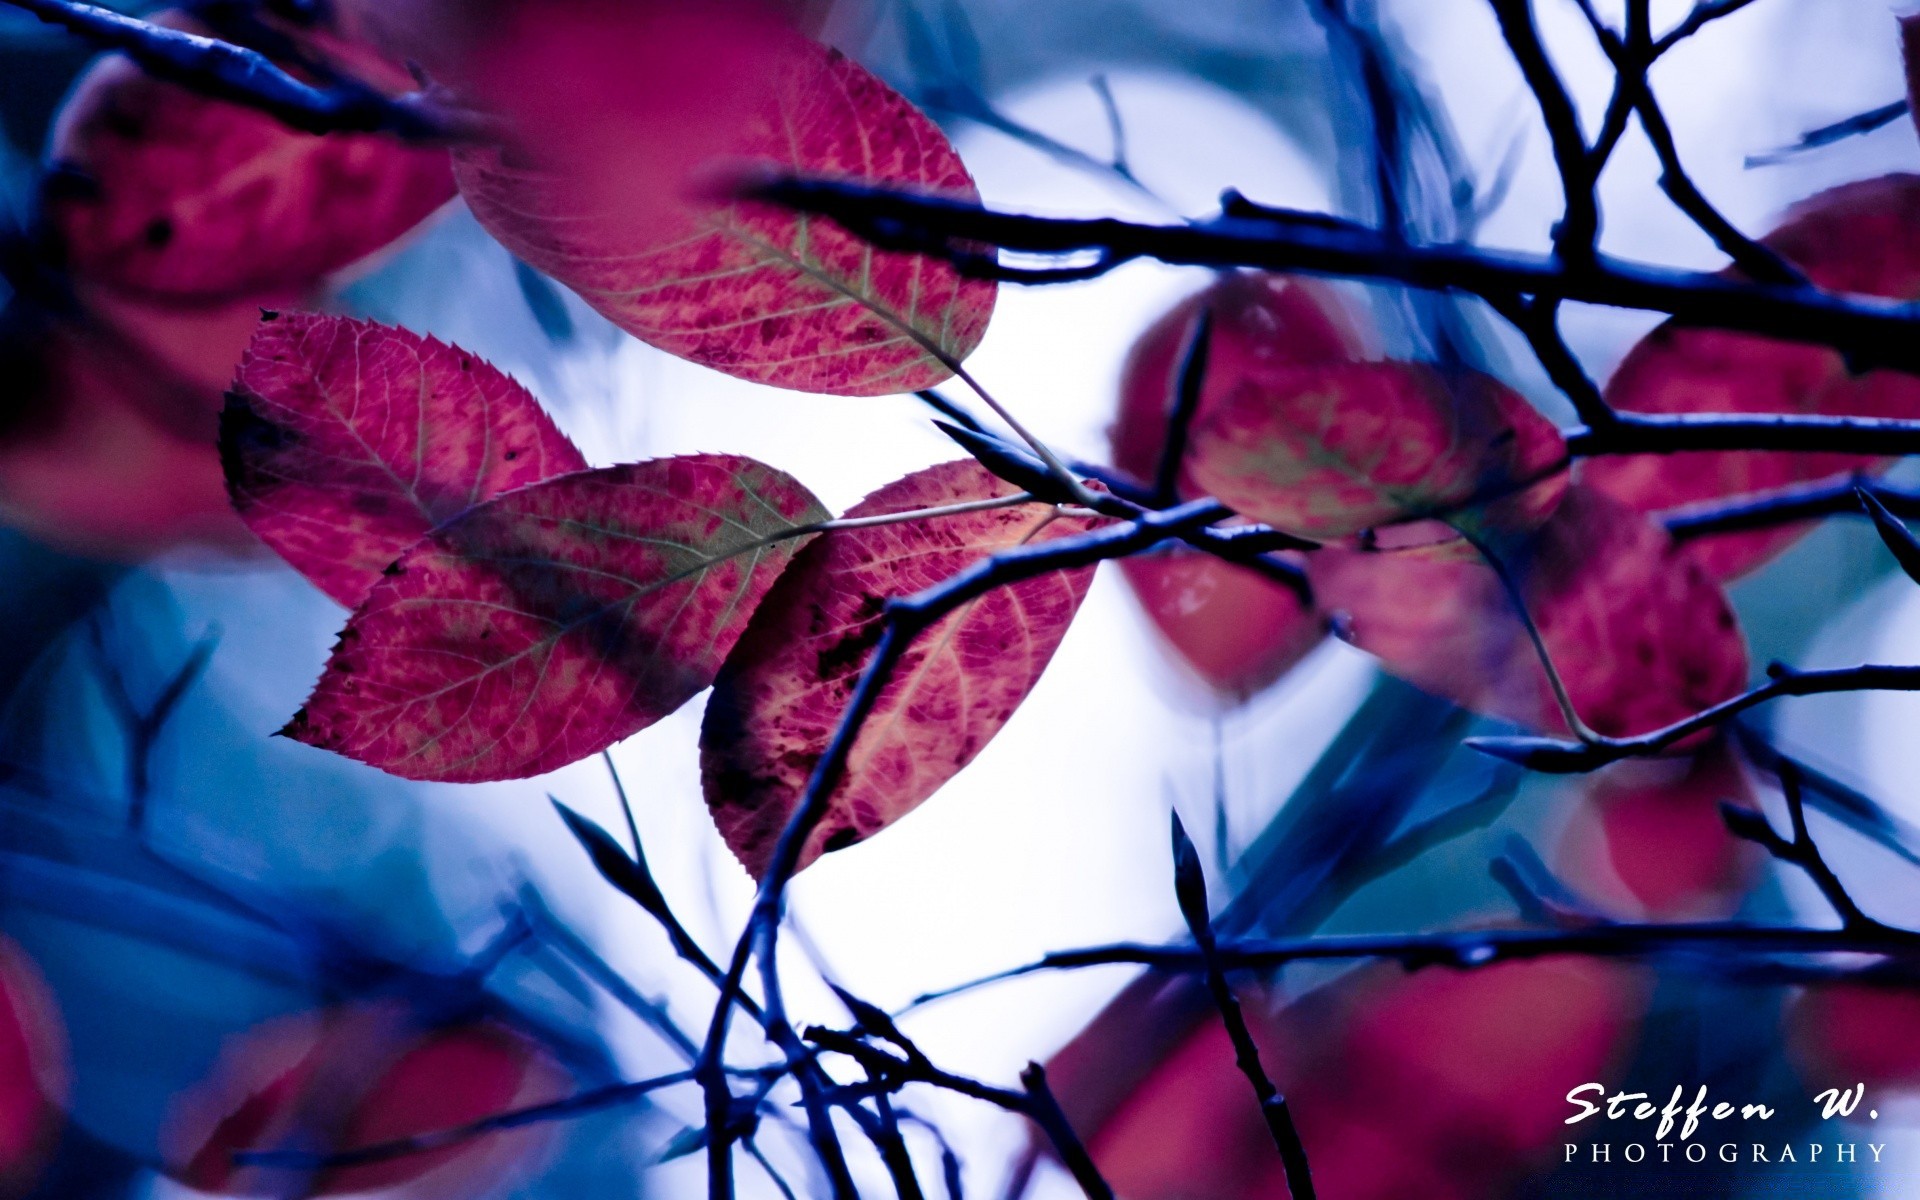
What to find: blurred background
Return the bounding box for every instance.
[3,0,1920,1195]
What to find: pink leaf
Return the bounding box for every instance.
[284,455,828,781]
[42,21,454,301]
[701,459,1094,877]
[1107,274,1359,697]
[454,33,996,396]
[222,312,587,608]
[1309,485,1748,739]
[1117,552,1322,699]
[1582,175,1920,580]
[1187,360,1568,544]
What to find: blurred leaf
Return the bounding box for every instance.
[168,1006,565,1197]
[1315,486,1748,739]
[1109,275,1346,698]
[1188,359,1567,544]
[1582,175,1920,580]
[0,935,65,1198]
[1110,273,1367,493]
[42,15,452,301]
[1554,744,1764,920]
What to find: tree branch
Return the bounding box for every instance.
[0,0,482,139]
[1467,663,1920,773]
[741,178,1920,379]
[1170,814,1314,1198]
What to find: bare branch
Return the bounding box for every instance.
[0,0,483,139]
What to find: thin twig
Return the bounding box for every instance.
[1169,813,1314,1197]
[1486,0,1600,261]
[1467,663,1920,773]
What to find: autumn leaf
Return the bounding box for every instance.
[1787,982,1920,1094]
[1186,360,1567,544]
[1107,274,1357,697]
[1582,175,1920,580]
[1051,956,1644,1200]
[1309,485,1748,739]
[1109,273,1371,490]
[0,310,248,557]
[454,31,996,396]
[1554,741,1762,920]
[41,18,455,302]
[701,459,1092,877]
[222,312,587,608]
[1118,551,1322,699]
[166,1005,565,1198]
[284,455,827,781]
[0,938,65,1199]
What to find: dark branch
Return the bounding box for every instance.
[1170,814,1314,1198]
[1748,100,1911,168]
[910,919,1920,1009]
[1724,760,1886,932]
[1467,663,1920,773]
[1487,0,1600,261]
[1586,1,1802,285]
[0,0,480,139]
[1017,1064,1113,1200]
[1153,304,1213,507]
[741,178,1920,380]
[1662,473,1917,542]
[1569,412,1920,457]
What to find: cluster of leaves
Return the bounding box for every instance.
[18,0,1920,1195]
[32,2,1920,880]
[202,21,1100,882]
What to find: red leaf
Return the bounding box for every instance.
[285,454,828,781]
[1554,740,1763,919]
[454,31,996,395]
[168,1006,565,1198]
[1582,175,1920,580]
[0,938,65,1198]
[0,309,250,557]
[1309,485,1748,739]
[1187,359,1568,543]
[701,459,1094,877]
[1109,273,1370,488]
[42,18,454,301]
[222,312,587,608]
[1107,274,1358,696]
[1788,982,1920,1092]
[1118,552,1321,698]
[1057,958,1644,1200]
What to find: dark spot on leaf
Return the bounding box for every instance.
[823,827,860,853]
[143,218,173,248]
[39,162,99,202]
[102,107,142,139]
